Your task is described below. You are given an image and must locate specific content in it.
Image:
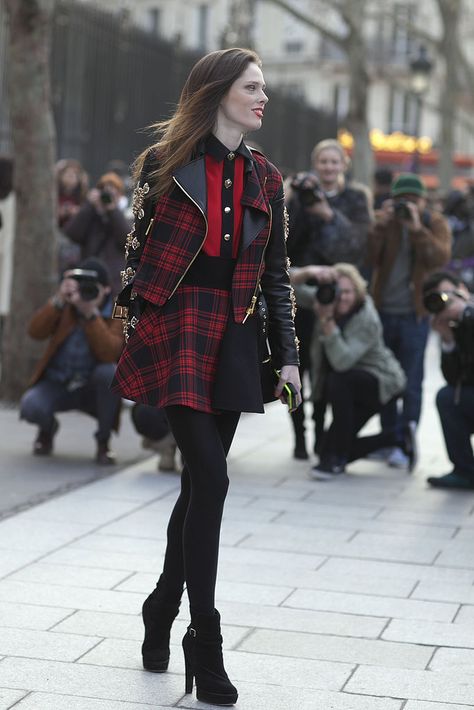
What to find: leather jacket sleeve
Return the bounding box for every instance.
[115,151,157,308]
[260,181,299,368]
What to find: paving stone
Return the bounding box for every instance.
[69,533,164,556]
[12,693,167,709]
[0,549,43,579]
[240,628,434,669]
[319,557,474,584]
[0,688,28,709]
[436,546,474,569]
[346,665,474,705]
[383,618,474,648]
[22,496,144,526]
[43,546,165,573]
[8,563,131,590]
[78,639,352,691]
[405,702,474,710]
[0,601,72,630]
[0,516,94,553]
[241,528,441,563]
[286,588,458,622]
[0,657,183,705]
[0,580,142,615]
[375,508,473,528]
[176,681,403,710]
[276,512,457,539]
[218,600,386,638]
[453,606,474,625]
[429,647,474,673]
[413,580,474,604]
[0,627,101,662]
[247,497,383,519]
[218,545,326,571]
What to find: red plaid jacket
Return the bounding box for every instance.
[115,143,298,368]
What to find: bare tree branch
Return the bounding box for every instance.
[261,0,346,47]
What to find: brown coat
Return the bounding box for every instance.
[369,211,451,317]
[27,301,124,387]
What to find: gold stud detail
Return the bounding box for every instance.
[225,178,232,188]
[223,233,231,241]
[227,152,235,160]
[224,206,231,213]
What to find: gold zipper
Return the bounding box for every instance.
[167,177,209,301]
[242,204,273,323]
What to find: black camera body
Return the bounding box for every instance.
[393,199,412,221]
[315,281,339,305]
[423,289,466,315]
[100,188,113,205]
[291,173,324,207]
[69,268,100,301]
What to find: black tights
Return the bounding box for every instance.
[160,406,240,615]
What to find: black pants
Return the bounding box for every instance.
[321,369,395,463]
[161,406,240,615]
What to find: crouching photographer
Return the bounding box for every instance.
[19,258,123,464]
[295,263,407,480]
[422,271,474,489]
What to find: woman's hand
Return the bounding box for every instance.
[275,365,302,412]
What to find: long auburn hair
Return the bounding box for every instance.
[133,48,262,199]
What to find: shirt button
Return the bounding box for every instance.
[227,152,235,160]
[224,206,231,213]
[223,233,231,241]
[224,178,232,188]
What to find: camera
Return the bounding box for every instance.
[100,188,113,205]
[68,268,101,301]
[393,199,412,221]
[291,173,324,207]
[315,281,339,305]
[423,289,466,315]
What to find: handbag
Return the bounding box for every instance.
[257,291,279,404]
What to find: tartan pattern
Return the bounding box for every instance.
[112,148,299,410]
[111,286,231,412]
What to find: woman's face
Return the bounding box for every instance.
[60,166,80,192]
[335,275,358,316]
[217,62,268,135]
[314,148,345,188]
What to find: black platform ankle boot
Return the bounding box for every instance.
[182,609,238,706]
[141,579,181,672]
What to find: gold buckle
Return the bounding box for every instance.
[112,303,128,320]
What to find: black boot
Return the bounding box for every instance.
[291,407,308,460]
[141,578,181,672]
[182,609,238,706]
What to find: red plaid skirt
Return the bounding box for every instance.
[112,285,232,413]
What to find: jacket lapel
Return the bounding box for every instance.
[241,161,269,251]
[173,157,207,215]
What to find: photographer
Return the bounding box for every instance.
[443,190,474,291]
[131,403,179,473]
[286,139,372,459]
[369,173,451,469]
[295,263,406,480]
[64,171,130,296]
[422,271,474,489]
[19,258,123,465]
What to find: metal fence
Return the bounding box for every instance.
[0,1,336,180]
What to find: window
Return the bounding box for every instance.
[334,84,349,122]
[388,86,418,134]
[391,3,416,61]
[284,40,304,55]
[148,8,161,36]
[197,4,209,50]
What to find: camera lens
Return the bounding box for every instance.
[316,283,338,305]
[423,291,449,314]
[79,282,100,301]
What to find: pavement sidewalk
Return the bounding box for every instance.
[1,336,474,709]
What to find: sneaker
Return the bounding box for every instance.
[427,472,474,490]
[294,439,309,460]
[33,418,59,456]
[158,444,178,472]
[96,442,116,466]
[387,446,409,469]
[367,447,392,462]
[309,459,346,481]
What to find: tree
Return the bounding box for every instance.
[0,0,57,401]
[262,0,373,184]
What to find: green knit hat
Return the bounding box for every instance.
[391,173,426,197]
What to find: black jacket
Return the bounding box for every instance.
[441,305,474,387]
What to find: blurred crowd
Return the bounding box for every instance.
[3,140,474,489]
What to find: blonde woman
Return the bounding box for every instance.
[295,263,407,480]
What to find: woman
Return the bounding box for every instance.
[295,262,406,481]
[285,139,372,461]
[111,48,301,706]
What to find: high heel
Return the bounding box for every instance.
[141,578,181,672]
[182,609,238,706]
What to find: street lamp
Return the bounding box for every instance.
[409,45,434,173]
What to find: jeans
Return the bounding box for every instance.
[20,363,120,443]
[436,385,474,480]
[379,311,429,436]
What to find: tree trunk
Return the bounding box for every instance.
[0,0,57,402]
[437,0,461,192]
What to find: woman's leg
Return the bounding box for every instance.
[164,406,240,615]
[322,370,380,462]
